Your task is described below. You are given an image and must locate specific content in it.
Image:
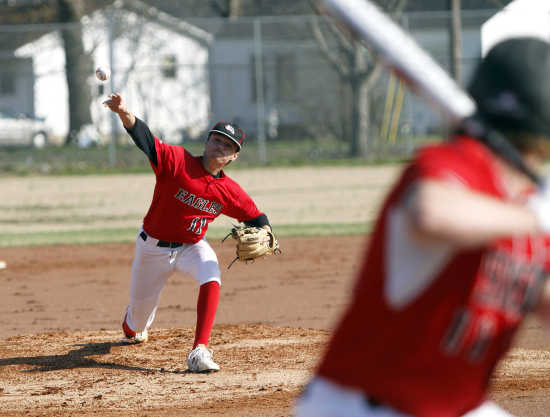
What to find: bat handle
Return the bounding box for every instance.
[462,117,542,187]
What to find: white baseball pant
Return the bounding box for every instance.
[293,377,514,417]
[124,228,221,332]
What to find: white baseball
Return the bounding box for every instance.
[95,67,110,81]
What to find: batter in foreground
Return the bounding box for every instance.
[295,37,550,416]
[104,93,274,372]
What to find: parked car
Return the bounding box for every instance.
[0,110,51,148]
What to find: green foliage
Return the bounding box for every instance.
[0,144,151,176]
[0,134,427,176]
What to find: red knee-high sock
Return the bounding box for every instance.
[193,281,220,348]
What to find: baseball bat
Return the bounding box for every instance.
[320,0,541,186]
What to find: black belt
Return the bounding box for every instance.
[140,231,183,248]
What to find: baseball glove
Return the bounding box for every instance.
[222,225,281,268]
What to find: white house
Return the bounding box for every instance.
[482,0,550,56]
[15,0,212,143]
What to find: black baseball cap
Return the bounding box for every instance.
[468,37,550,137]
[209,121,245,150]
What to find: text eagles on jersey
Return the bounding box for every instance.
[174,188,223,215]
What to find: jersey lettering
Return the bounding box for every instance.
[468,316,495,362]
[182,193,195,206]
[441,307,496,363]
[188,217,208,235]
[441,243,545,363]
[193,198,208,210]
[208,201,223,215]
[476,248,545,319]
[441,307,471,355]
[174,189,188,200]
[174,188,224,215]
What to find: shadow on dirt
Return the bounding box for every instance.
[0,341,154,373]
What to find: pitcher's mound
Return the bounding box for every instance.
[0,324,328,417]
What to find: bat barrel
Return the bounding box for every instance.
[321,0,477,125]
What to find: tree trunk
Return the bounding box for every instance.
[349,42,369,157]
[350,79,360,156]
[358,76,369,156]
[349,76,369,157]
[228,0,243,17]
[449,0,462,85]
[213,0,243,18]
[58,0,92,145]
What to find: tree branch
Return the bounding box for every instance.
[310,15,351,78]
[309,0,354,50]
[365,61,384,90]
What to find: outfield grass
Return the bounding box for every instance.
[1,165,401,248]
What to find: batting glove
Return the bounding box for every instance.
[527,178,550,232]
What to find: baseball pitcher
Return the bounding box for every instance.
[104,93,278,372]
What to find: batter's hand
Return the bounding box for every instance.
[528,177,550,232]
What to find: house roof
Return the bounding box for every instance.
[0,0,514,52]
[114,0,212,46]
[0,0,211,53]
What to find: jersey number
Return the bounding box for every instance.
[188,217,207,235]
[441,307,496,363]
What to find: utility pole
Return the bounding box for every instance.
[108,12,117,167]
[450,0,463,85]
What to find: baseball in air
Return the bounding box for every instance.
[95,66,110,81]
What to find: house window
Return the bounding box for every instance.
[276,54,296,101]
[0,72,15,95]
[161,55,177,79]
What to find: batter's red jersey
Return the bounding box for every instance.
[142,137,262,243]
[317,137,550,417]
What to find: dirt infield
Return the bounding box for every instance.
[2,236,550,416]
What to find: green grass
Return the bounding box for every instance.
[1,222,372,248]
[0,134,428,176]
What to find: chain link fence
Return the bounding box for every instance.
[0,6,501,172]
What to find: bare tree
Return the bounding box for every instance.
[57,0,94,145]
[311,0,407,157]
[0,1,113,145]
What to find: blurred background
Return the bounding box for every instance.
[0,0,523,174]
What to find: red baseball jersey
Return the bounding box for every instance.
[317,137,550,417]
[142,137,262,243]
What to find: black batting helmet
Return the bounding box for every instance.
[468,37,550,139]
